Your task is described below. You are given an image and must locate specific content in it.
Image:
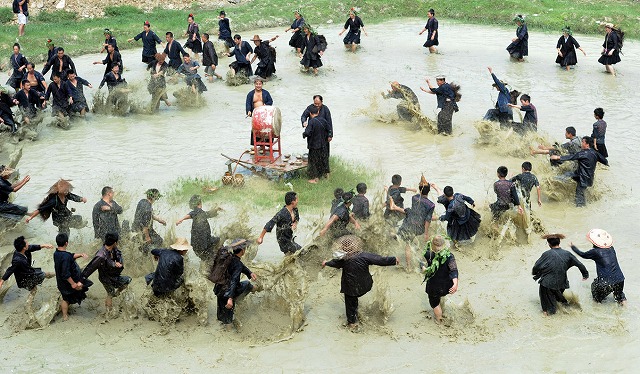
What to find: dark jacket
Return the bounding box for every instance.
[325,252,396,297]
[82,245,124,286]
[150,249,184,295]
[42,54,76,80]
[134,30,162,57]
[14,88,43,114]
[430,83,455,109]
[53,249,85,295]
[37,193,83,224]
[202,40,219,67]
[163,40,187,69]
[303,117,329,150]
[1,245,42,289]
[92,199,123,239]
[491,73,510,113]
[45,81,69,110]
[439,193,474,224]
[351,195,370,220]
[559,148,608,187]
[532,247,589,290]
[215,254,252,299]
[264,206,299,248]
[571,245,624,284]
[245,89,273,114]
[99,72,126,90]
[300,104,333,137]
[424,250,458,296]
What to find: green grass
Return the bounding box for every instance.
[1,0,637,64]
[166,157,377,212]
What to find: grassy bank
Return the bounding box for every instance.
[0,0,638,64]
[166,157,377,212]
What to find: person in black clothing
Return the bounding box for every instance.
[506,15,528,62]
[98,64,127,91]
[511,161,542,209]
[64,70,92,116]
[46,39,58,63]
[0,89,19,133]
[93,43,123,77]
[7,43,28,90]
[53,233,92,321]
[163,32,188,70]
[101,29,118,53]
[432,184,481,243]
[92,186,123,241]
[320,191,361,238]
[419,8,439,53]
[598,23,623,76]
[303,105,330,183]
[175,194,221,264]
[508,93,538,133]
[26,179,87,234]
[82,233,131,313]
[301,95,333,170]
[0,236,54,298]
[490,166,523,219]
[257,191,301,254]
[285,10,305,56]
[556,27,586,71]
[422,235,458,323]
[550,136,608,207]
[330,188,344,216]
[201,33,223,82]
[383,174,417,225]
[184,14,202,59]
[213,239,257,329]
[339,9,367,52]
[532,234,589,316]
[591,107,608,158]
[132,188,166,253]
[250,34,279,79]
[571,229,626,306]
[351,183,370,220]
[323,235,398,328]
[147,53,172,110]
[14,80,45,125]
[227,34,253,77]
[148,238,190,297]
[44,73,69,118]
[22,63,48,92]
[421,75,459,135]
[218,11,234,50]
[300,24,326,75]
[0,166,31,221]
[42,47,76,81]
[383,81,421,122]
[129,21,164,63]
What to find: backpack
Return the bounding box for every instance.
[207,248,233,285]
[269,45,277,63]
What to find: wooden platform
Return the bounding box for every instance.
[221,152,308,179]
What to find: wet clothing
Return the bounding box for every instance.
[133,199,162,251]
[14,88,43,118]
[187,207,219,263]
[423,17,439,48]
[430,83,457,135]
[511,172,539,208]
[325,252,396,323]
[98,51,123,77]
[424,250,457,307]
[228,41,253,76]
[147,60,169,103]
[512,103,538,133]
[330,198,341,216]
[490,179,520,219]
[598,31,621,65]
[556,35,582,67]
[150,249,184,296]
[54,249,92,305]
[42,54,76,81]
[384,84,421,121]
[185,22,202,54]
[213,252,253,324]
[438,193,481,241]
[92,199,123,240]
[1,245,46,290]
[300,104,333,137]
[506,24,529,59]
[591,119,608,158]
[45,81,69,116]
[0,178,27,220]
[82,245,130,296]
[483,73,513,124]
[37,193,84,234]
[253,41,276,79]
[288,17,305,49]
[532,247,588,314]
[63,77,91,113]
[351,194,370,220]
[571,245,625,302]
[22,70,47,92]
[0,92,17,132]
[264,206,301,254]
[398,194,435,240]
[559,148,608,206]
[177,60,207,93]
[163,40,187,70]
[384,186,407,222]
[99,72,126,91]
[133,30,162,62]
[329,204,352,238]
[218,17,233,47]
[300,34,325,69]
[562,137,582,155]
[202,40,219,69]
[7,53,28,90]
[343,16,364,45]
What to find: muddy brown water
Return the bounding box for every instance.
[0,20,638,372]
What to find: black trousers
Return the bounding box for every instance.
[437,101,455,134]
[216,280,253,324]
[345,294,359,324]
[575,184,587,207]
[539,285,567,315]
[592,279,626,303]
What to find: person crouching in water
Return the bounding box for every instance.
[322,235,398,329]
[212,239,257,330]
[422,235,458,324]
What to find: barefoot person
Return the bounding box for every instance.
[422,235,458,324]
[92,186,123,241]
[302,105,330,183]
[506,15,528,62]
[250,34,279,79]
[26,179,87,235]
[339,8,367,52]
[322,235,398,329]
[285,10,305,56]
[419,8,438,53]
[421,75,460,135]
[53,233,92,321]
[532,234,589,316]
[133,188,166,253]
[598,23,623,76]
[257,191,301,254]
[201,33,223,82]
[555,26,586,71]
[175,195,221,265]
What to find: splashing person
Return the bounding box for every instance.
[490,166,523,220]
[285,10,305,56]
[0,166,32,221]
[45,73,70,120]
[147,53,172,110]
[177,54,207,94]
[421,75,460,135]
[227,34,253,77]
[422,235,458,324]
[320,191,361,238]
[92,186,123,241]
[598,23,623,76]
[351,183,370,220]
[511,162,542,209]
[0,88,19,133]
[532,234,589,316]
[42,47,76,81]
[383,81,421,122]
[300,24,327,75]
[555,27,586,71]
[303,105,330,183]
[163,32,187,71]
[217,10,233,51]
[432,184,481,244]
[571,229,626,306]
[384,174,417,226]
[550,136,608,207]
[531,126,581,164]
[201,33,224,82]
[184,14,202,60]
[128,21,163,63]
[591,107,608,159]
[98,63,126,92]
[93,43,123,78]
[176,194,221,265]
[301,95,333,170]
[14,80,45,125]
[82,233,131,315]
[64,69,93,117]
[133,188,166,253]
[257,191,301,255]
[26,179,87,234]
[250,34,279,79]
[322,235,399,330]
[100,28,118,53]
[53,233,92,321]
[6,43,28,91]
[506,15,528,62]
[339,8,367,53]
[147,238,190,297]
[419,8,438,53]
[483,67,517,126]
[508,93,537,133]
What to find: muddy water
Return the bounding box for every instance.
[0,20,639,372]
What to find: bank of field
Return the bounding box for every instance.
[0,0,637,60]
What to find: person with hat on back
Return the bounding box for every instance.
[133,188,166,253]
[212,239,257,330]
[422,235,458,324]
[532,234,589,316]
[26,179,87,234]
[320,191,361,238]
[250,34,279,79]
[571,229,626,306]
[598,23,624,76]
[101,29,119,53]
[0,165,31,221]
[322,235,399,329]
[129,21,164,63]
[421,75,460,135]
[148,237,190,297]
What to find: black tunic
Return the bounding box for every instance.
[38,193,83,225]
[351,195,370,220]
[1,245,43,289]
[532,247,589,290]
[300,34,324,69]
[92,199,123,239]
[45,81,69,115]
[555,35,581,67]
[598,31,622,65]
[185,22,202,54]
[14,88,43,117]
[202,40,219,67]
[559,148,608,188]
[42,54,76,80]
[150,249,184,295]
[506,24,529,59]
[343,16,364,45]
[325,252,396,297]
[188,207,216,258]
[98,72,126,91]
[82,245,125,287]
[163,40,187,69]
[424,250,458,297]
[54,249,91,304]
[133,30,162,61]
[99,51,123,77]
[214,254,252,298]
[300,104,333,138]
[423,17,439,47]
[7,53,28,89]
[253,41,276,78]
[132,199,153,231]
[264,206,300,253]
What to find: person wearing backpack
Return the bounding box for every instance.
[211,239,257,330]
[598,23,624,77]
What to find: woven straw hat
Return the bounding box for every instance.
[587,229,613,248]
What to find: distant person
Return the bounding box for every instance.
[300,24,326,75]
[490,166,523,219]
[339,8,367,52]
[419,8,438,53]
[128,21,163,63]
[285,10,305,56]
[92,186,123,241]
[532,234,589,316]
[591,107,608,158]
[184,14,202,59]
[163,32,187,70]
[0,236,54,301]
[133,188,166,253]
[422,235,458,323]
[330,188,343,216]
[175,194,221,264]
[13,0,28,36]
[506,15,528,62]
[257,191,301,254]
[46,38,58,62]
[351,183,370,220]
[218,11,234,50]
[53,233,92,321]
[511,162,542,209]
[571,229,626,306]
[421,75,460,135]
[26,179,87,234]
[598,23,623,76]
[201,33,223,82]
[555,26,586,70]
